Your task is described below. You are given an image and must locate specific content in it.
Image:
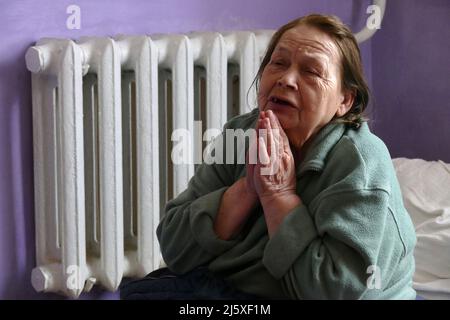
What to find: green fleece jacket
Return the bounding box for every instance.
[157,108,417,300]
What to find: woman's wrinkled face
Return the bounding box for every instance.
[258,24,354,150]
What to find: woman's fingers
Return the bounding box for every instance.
[258,117,276,166]
[247,135,258,166]
[266,110,291,153]
[264,117,275,159]
[266,111,288,139]
[262,111,282,158]
[258,136,270,166]
[257,114,284,176]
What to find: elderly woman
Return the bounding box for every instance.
[121,14,416,300]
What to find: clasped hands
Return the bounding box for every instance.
[214,110,301,240]
[246,110,296,201]
[245,110,302,236]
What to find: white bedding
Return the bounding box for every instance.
[393,158,450,299]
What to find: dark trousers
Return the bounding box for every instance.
[120,267,261,300]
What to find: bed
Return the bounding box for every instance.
[393,158,450,300]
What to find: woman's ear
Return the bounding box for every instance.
[336,88,355,117]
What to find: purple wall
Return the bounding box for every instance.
[371,0,450,162]
[1,0,378,299]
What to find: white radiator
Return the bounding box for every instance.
[26,30,274,298]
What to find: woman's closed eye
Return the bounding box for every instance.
[303,68,321,77]
[270,58,288,67]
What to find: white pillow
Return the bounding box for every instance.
[392,158,450,298]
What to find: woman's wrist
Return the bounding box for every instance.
[260,190,299,207]
[260,192,302,237]
[242,178,259,206]
[214,177,259,240]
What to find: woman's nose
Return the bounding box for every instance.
[276,69,299,91]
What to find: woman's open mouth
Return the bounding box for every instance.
[267,96,297,110]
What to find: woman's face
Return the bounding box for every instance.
[258,24,354,150]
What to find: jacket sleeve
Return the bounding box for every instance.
[156,133,242,274]
[262,188,405,299]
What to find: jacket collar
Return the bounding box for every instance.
[296,121,352,177]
